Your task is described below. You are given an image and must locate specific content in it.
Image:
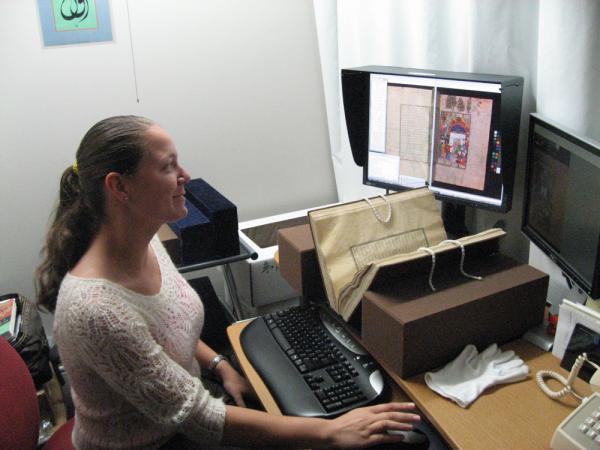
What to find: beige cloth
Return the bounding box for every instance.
[309,188,447,320]
[309,188,507,321]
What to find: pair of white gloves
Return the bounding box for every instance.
[425,343,529,408]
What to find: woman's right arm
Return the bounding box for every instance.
[59,286,227,445]
[221,401,421,449]
[60,284,420,448]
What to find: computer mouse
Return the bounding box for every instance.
[379,428,430,449]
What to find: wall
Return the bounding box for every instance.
[0,1,337,307]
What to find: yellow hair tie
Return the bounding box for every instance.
[72,161,79,175]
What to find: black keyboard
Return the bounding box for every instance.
[240,304,387,418]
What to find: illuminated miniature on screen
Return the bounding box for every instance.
[432,94,493,192]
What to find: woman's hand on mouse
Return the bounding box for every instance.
[317,402,421,449]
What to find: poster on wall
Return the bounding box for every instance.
[38,0,113,46]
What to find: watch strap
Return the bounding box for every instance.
[208,354,228,372]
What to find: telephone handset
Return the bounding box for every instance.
[537,353,600,449]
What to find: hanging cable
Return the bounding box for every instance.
[126,0,140,103]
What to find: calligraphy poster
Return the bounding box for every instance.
[38,0,112,46]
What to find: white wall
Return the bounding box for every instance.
[537,0,600,141]
[0,1,337,304]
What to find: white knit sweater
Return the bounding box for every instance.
[54,237,226,449]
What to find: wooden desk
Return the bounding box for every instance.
[228,321,591,449]
[391,340,590,449]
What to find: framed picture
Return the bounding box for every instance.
[37,0,113,46]
[560,323,600,382]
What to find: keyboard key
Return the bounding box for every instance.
[325,401,343,411]
[271,328,291,352]
[342,396,359,405]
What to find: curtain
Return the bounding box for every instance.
[313,0,599,268]
[537,0,600,139]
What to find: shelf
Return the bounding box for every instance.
[175,239,258,274]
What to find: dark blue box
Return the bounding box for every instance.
[168,199,216,264]
[185,178,239,258]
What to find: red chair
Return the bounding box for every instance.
[0,336,75,450]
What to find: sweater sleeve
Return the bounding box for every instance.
[61,283,226,446]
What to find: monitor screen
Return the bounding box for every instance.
[522,113,600,299]
[365,72,506,210]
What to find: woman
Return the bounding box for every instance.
[36,116,420,449]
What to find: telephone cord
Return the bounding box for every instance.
[536,353,587,401]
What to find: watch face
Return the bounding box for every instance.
[560,323,600,382]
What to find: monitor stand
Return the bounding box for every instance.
[441,202,470,239]
[522,321,555,351]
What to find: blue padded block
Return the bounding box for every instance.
[168,199,216,264]
[185,178,239,258]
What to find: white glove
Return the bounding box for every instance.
[424,343,529,408]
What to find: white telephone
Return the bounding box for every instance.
[537,353,600,449]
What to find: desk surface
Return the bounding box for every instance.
[228,320,591,450]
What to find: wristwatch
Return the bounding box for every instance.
[208,354,228,372]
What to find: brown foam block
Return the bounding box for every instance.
[277,224,326,303]
[361,254,549,378]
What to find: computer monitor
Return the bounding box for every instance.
[522,113,600,299]
[341,66,523,233]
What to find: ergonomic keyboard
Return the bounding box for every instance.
[240,304,387,418]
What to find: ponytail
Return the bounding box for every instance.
[36,166,98,312]
[36,115,154,312]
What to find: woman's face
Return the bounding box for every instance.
[124,125,191,225]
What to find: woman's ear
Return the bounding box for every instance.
[105,172,130,202]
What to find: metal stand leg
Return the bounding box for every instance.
[222,263,244,321]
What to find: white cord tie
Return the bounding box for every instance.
[364,195,392,223]
[441,239,483,281]
[418,247,436,292]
